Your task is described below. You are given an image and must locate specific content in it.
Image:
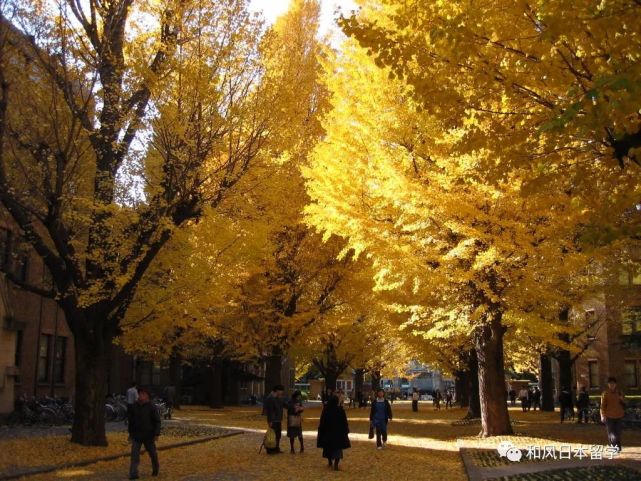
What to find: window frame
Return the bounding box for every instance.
[53,337,67,384]
[37,334,52,383]
[588,360,599,389]
[14,330,23,385]
[624,359,638,388]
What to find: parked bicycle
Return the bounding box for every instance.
[153,397,171,420]
[6,392,172,426]
[6,394,73,426]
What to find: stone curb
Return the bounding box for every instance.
[460,448,485,481]
[0,430,243,480]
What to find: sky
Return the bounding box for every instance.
[248,0,359,35]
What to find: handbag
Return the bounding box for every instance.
[264,428,277,449]
[288,414,301,428]
[368,422,374,439]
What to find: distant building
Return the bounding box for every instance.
[382,361,454,395]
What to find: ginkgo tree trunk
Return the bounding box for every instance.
[0,0,274,445]
[475,312,512,435]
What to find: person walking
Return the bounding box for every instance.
[369,389,393,450]
[445,390,453,409]
[433,390,442,410]
[287,390,305,454]
[576,386,589,424]
[264,385,285,454]
[126,381,139,422]
[518,387,529,412]
[411,388,419,412]
[317,395,350,470]
[601,377,626,451]
[559,387,572,423]
[509,388,517,407]
[532,387,541,411]
[128,387,160,480]
[162,385,176,419]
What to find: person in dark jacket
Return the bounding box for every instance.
[369,389,393,449]
[526,388,533,411]
[559,387,573,423]
[128,387,160,480]
[433,390,442,410]
[264,385,285,454]
[317,395,350,470]
[532,387,542,411]
[445,390,453,409]
[287,390,305,453]
[576,386,590,424]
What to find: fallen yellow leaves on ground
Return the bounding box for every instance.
[0,431,129,473]
[6,402,641,481]
[0,426,227,476]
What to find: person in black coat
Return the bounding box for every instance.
[317,395,350,471]
[559,387,573,423]
[576,386,590,424]
[128,387,161,480]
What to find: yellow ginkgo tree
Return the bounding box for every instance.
[303,37,641,436]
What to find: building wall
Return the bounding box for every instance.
[0,218,76,413]
[0,277,17,413]
[574,288,641,397]
[0,214,140,417]
[10,262,76,401]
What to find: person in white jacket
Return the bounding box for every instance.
[518,387,529,412]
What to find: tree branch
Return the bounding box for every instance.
[2,269,55,298]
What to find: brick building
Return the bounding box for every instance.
[0,215,285,416]
[574,271,641,396]
[0,216,140,416]
[0,221,74,414]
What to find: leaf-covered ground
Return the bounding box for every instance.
[0,425,232,478]
[2,403,641,480]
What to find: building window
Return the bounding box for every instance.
[588,360,599,389]
[14,254,28,283]
[336,380,353,393]
[625,360,638,387]
[138,361,152,386]
[37,334,52,382]
[152,362,161,386]
[14,330,23,384]
[53,337,67,384]
[0,228,10,269]
[43,267,53,290]
[621,307,641,335]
